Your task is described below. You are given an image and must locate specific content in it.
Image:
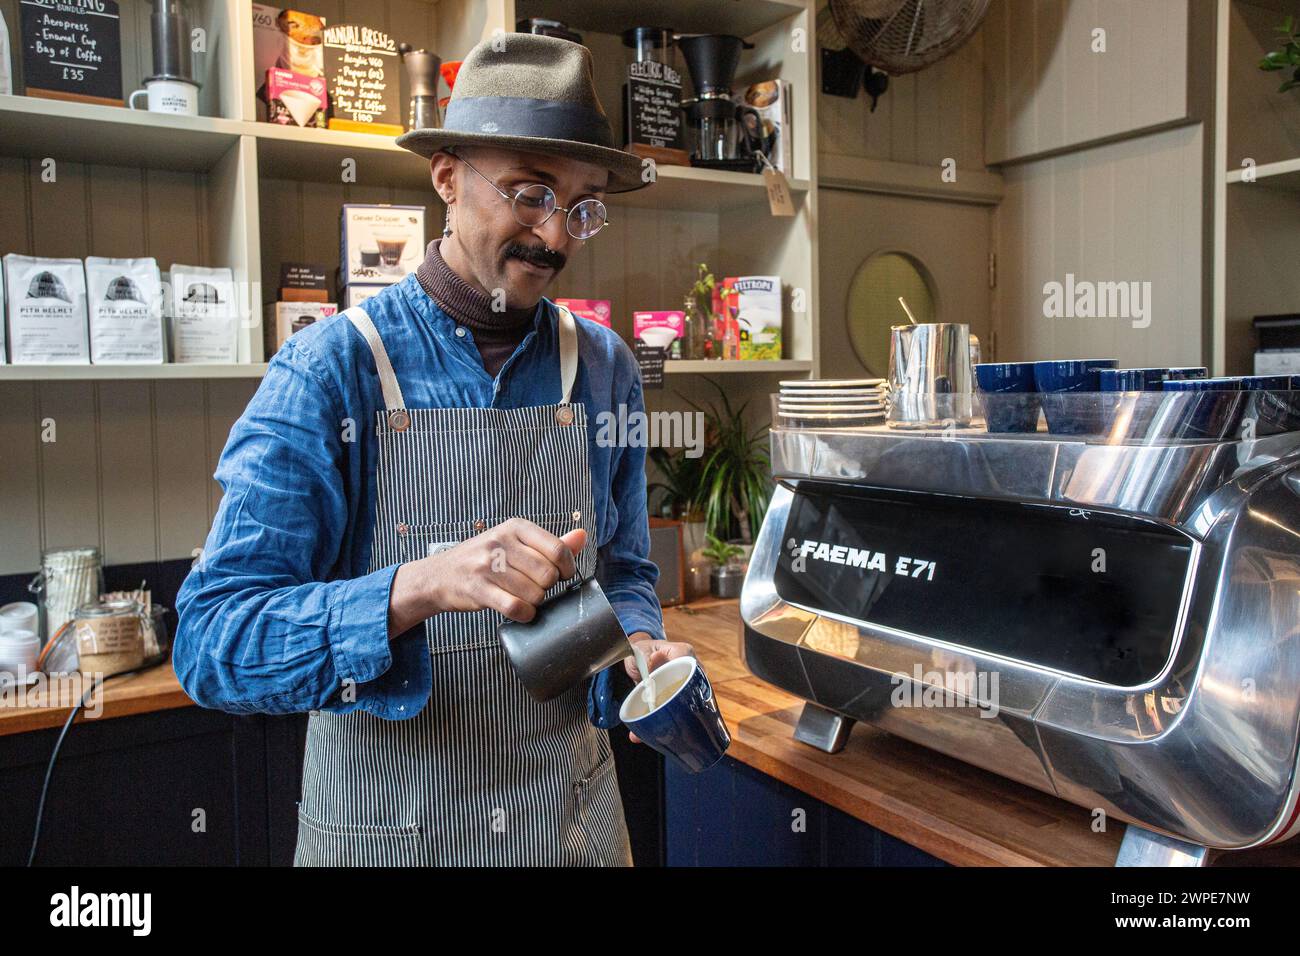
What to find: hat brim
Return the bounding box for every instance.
[396,129,652,194]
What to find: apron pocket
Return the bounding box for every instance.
[398,512,596,653]
[295,806,424,867]
[397,511,582,562]
[573,750,630,866]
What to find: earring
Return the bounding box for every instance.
[443,204,453,238]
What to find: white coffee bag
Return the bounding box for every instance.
[3,254,90,364]
[168,264,238,363]
[85,257,165,364]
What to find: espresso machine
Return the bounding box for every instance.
[741,389,1300,864]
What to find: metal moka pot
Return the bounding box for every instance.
[887,322,974,427]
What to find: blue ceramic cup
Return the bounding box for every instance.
[1033,359,1117,435]
[1240,376,1300,434]
[974,362,1040,433]
[1099,368,1167,391]
[619,656,730,774]
[1161,378,1246,439]
[1241,375,1290,390]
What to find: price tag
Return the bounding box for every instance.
[762,165,795,217]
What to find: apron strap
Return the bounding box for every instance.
[556,303,579,405]
[343,305,406,411]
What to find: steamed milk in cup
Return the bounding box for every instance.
[85,257,165,364]
[3,254,89,364]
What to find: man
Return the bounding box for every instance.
[174,33,693,866]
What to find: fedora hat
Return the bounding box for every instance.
[396,33,650,194]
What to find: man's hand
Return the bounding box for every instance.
[388,518,585,637]
[623,633,695,744]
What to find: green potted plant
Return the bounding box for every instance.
[702,534,746,598]
[683,263,739,360]
[1259,14,1300,93]
[687,378,772,547]
[648,446,711,598]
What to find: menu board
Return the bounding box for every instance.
[19,0,123,105]
[634,342,666,390]
[323,23,402,136]
[623,59,684,152]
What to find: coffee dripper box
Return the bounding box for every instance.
[266,69,327,127]
[340,204,425,286]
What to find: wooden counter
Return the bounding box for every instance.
[0,665,191,736]
[671,597,1300,868]
[3,598,1296,866]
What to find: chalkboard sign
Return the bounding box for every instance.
[20,0,123,105]
[323,23,402,136]
[623,59,684,152]
[634,342,666,390]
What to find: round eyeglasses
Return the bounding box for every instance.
[452,153,612,241]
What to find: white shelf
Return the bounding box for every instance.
[1225,156,1300,191]
[513,0,805,38]
[0,94,244,172]
[0,94,807,212]
[613,165,810,213]
[664,359,812,374]
[0,364,269,381]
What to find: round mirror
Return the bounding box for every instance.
[846,251,937,377]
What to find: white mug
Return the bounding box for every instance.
[129,77,200,116]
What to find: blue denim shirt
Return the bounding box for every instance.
[173,275,663,728]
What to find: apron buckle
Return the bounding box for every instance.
[555,405,575,426]
[388,409,411,432]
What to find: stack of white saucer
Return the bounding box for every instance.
[777,379,888,426]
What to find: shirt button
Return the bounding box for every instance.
[403,680,409,688]
[455,326,467,337]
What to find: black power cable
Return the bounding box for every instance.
[26,667,148,867]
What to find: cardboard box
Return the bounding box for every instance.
[343,285,385,309]
[265,301,337,355]
[555,298,612,328]
[253,7,326,122]
[722,276,782,360]
[266,68,327,127]
[340,204,425,286]
[739,79,792,176]
[633,310,684,357]
[1255,351,1300,376]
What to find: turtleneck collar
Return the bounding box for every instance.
[414,238,539,342]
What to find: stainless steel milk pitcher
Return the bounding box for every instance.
[887,322,974,427]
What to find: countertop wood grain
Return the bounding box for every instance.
[3,597,1295,866]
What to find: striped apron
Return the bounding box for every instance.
[294,303,632,866]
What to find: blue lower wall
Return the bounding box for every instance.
[665,755,945,867]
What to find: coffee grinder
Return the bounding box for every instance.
[399,45,441,130]
[677,34,765,172]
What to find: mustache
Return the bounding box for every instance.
[505,242,565,272]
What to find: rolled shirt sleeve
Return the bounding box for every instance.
[173,338,415,716]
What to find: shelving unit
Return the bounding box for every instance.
[0,0,819,575]
[0,363,270,381]
[664,359,812,374]
[1212,0,1300,375]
